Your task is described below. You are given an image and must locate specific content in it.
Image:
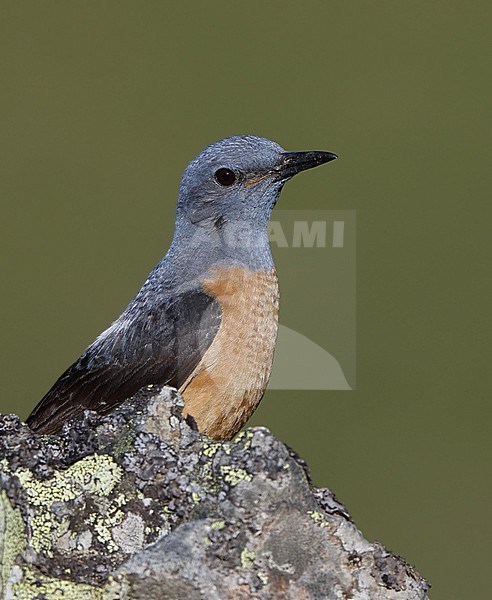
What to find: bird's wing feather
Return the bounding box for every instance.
[26,286,221,434]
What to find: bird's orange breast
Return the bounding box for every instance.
[179,265,279,440]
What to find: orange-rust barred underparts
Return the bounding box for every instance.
[180,266,279,440]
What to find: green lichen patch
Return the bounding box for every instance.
[16,455,122,505]
[14,455,123,556]
[87,510,125,554]
[307,510,328,527]
[9,567,101,600]
[0,492,26,594]
[220,466,252,486]
[234,430,254,450]
[240,547,255,568]
[202,443,220,458]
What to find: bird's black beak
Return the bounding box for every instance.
[274,150,338,180]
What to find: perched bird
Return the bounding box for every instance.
[27,136,337,439]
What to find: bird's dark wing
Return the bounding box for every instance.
[26,286,221,434]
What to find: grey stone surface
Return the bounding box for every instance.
[0,387,430,599]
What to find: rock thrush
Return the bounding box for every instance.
[27,136,337,439]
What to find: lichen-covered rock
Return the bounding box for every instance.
[0,387,429,599]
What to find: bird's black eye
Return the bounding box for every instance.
[214,168,237,187]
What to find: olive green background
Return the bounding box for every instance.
[1,2,490,598]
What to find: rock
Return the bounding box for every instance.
[0,387,430,599]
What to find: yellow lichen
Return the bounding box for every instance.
[10,567,101,599]
[307,510,328,527]
[240,547,255,568]
[89,511,124,553]
[14,455,123,555]
[0,492,26,595]
[234,430,254,450]
[220,466,252,486]
[16,455,122,505]
[202,443,220,458]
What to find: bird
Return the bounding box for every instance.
[26,136,337,439]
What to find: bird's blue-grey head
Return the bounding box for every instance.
[176,135,337,230]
